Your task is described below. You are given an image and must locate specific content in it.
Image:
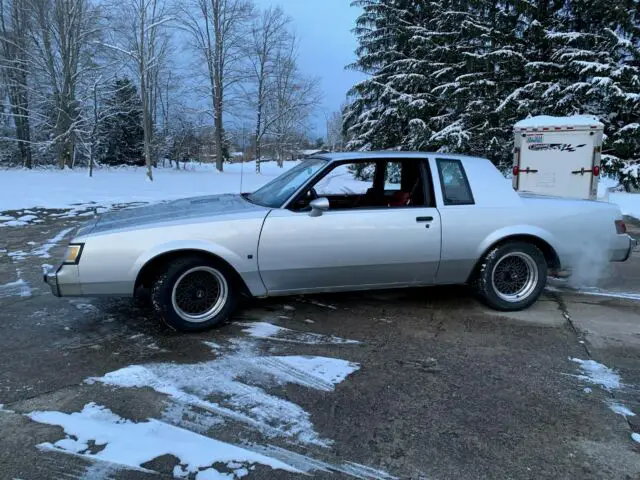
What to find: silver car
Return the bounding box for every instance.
[44,152,636,331]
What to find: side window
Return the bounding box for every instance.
[384,162,402,190]
[436,159,474,206]
[313,162,375,196]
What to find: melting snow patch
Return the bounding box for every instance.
[87,340,360,446]
[0,278,32,298]
[32,227,74,258]
[27,403,299,478]
[569,358,622,391]
[239,322,360,345]
[607,401,635,418]
[632,433,640,444]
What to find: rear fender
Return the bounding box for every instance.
[477,225,560,259]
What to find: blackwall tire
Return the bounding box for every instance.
[151,256,238,332]
[474,242,547,311]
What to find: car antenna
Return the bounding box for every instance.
[240,156,244,194]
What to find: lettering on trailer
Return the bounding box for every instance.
[526,134,544,143]
[528,143,587,153]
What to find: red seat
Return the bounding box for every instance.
[388,191,411,207]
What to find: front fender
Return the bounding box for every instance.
[131,240,266,297]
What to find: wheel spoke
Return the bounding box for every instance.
[491,252,538,303]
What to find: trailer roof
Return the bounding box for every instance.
[514,115,604,130]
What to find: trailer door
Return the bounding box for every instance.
[518,130,596,199]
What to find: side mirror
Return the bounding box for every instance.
[309,197,330,217]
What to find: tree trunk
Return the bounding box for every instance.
[142,78,153,181]
[215,93,224,171]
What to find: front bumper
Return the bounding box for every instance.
[43,264,83,297]
[43,265,60,297]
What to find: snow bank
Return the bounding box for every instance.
[514,115,603,129]
[607,192,640,219]
[0,161,297,213]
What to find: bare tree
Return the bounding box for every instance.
[269,35,321,166]
[326,109,344,152]
[245,6,289,173]
[181,0,252,171]
[103,0,172,180]
[0,0,32,167]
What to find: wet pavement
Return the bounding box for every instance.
[1,213,639,479]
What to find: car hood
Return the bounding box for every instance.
[78,194,269,237]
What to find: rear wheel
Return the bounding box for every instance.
[474,242,547,311]
[151,256,238,332]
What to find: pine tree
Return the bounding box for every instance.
[344,0,433,151]
[345,0,639,180]
[100,78,145,166]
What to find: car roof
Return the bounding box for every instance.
[312,151,487,163]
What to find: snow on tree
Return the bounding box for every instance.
[345,0,640,178]
[99,78,144,166]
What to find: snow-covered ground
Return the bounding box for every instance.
[597,176,640,219]
[0,161,639,226]
[0,161,295,216]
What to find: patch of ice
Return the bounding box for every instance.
[571,287,640,302]
[162,402,225,434]
[88,340,359,446]
[239,322,360,345]
[607,401,635,418]
[632,433,640,443]
[252,445,398,480]
[0,278,32,298]
[27,403,299,478]
[81,461,121,480]
[31,227,74,258]
[299,298,338,310]
[569,358,622,391]
[8,251,28,261]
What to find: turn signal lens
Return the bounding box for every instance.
[593,165,600,176]
[64,244,83,264]
[615,220,627,235]
[512,165,519,176]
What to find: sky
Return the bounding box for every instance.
[254,0,366,139]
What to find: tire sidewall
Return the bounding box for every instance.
[477,242,547,311]
[151,257,237,332]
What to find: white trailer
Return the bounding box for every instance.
[512,115,604,200]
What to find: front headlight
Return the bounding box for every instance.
[63,243,84,265]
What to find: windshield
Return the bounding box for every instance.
[247,159,326,208]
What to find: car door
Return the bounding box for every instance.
[257,158,442,294]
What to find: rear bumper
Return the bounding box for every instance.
[611,235,638,262]
[43,264,83,297]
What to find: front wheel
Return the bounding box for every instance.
[474,242,547,311]
[151,257,238,332]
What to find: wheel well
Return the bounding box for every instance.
[468,235,561,283]
[134,249,250,295]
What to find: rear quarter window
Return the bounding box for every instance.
[436,159,475,206]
